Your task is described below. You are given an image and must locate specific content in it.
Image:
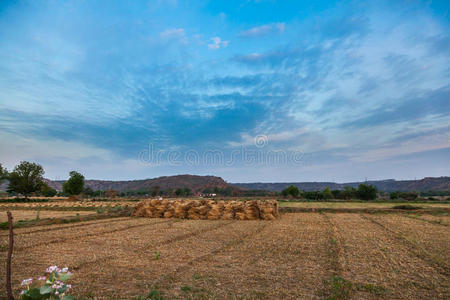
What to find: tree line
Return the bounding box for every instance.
[0,161,85,199]
[281,184,378,200]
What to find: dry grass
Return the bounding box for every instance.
[0,210,94,222]
[327,213,449,299]
[279,201,450,209]
[0,212,448,299]
[0,201,137,210]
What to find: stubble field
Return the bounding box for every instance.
[0,206,449,299]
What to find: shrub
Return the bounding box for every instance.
[281,185,300,198]
[389,192,399,200]
[356,184,377,200]
[322,188,334,199]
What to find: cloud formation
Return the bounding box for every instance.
[240,22,285,37]
[0,0,448,182]
[208,36,229,49]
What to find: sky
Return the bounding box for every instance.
[0,0,449,183]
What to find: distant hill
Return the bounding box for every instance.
[2,175,449,194]
[46,174,231,192]
[232,177,450,192]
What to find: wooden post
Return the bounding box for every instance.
[6,211,14,300]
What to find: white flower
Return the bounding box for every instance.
[21,278,33,286]
[37,276,46,281]
[46,266,58,273]
[61,267,69,272]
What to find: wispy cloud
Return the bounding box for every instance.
[208,36,229,49]
[240,22,285,37]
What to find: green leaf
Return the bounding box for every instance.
[62,296,74,300]
[58,273,72,281]
[39,285,53,295]
[27,288,45,299]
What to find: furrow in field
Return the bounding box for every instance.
[328,213,449,299]
[0,218,187,295]
[365,214,450,274]
[156,213,331,299]
[69,220,239,298]
[403,214,449,226]
[0,216,132,237]
[0,218,171,251]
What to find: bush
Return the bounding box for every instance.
[390,192,399,200]
[281,185,300,198]
[322,188,334,199]
[357,184,377,200]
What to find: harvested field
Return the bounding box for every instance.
[0,201,137,210]
[0,212,448,299]
[279,201,450,209]
[0,210,94,222]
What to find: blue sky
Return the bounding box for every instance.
[0,0,449,182]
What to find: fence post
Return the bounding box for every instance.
[6,211,14,300]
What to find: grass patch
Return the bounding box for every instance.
[0,198,50,203]
[326,276,386,299]
[326,276,353,300]
[392,205,422,210]
[135,286,164,300]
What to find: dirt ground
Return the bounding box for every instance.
[0,212,448,299]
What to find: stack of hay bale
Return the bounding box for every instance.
[133,199,278,220]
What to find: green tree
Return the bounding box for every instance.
[175,188,183,196]
[0,163,8,185]
[281,185,300,198]
[357,184,378,200]
[390,192,399,200]
[322,187,334,199]
[83,186,94,197]
[184,187,191,196]
[7,161,44,200]
[62,171,85,196]
[40,182,57,197]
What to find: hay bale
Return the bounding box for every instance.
[134,199,279,220]
[207,202,224,220]
[221,202,235,220]
[244,200,260,220]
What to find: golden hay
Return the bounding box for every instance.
[133,199,278,220]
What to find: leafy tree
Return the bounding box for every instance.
[390,192,399,200]
[183,187,191,196]
[0,163,8,185]
[322,187,334,199]
[302,191,323,200]
[175,188,183,196]
[7,161,44,200]
[83,186,94,197]
[341,186,357,200]
[281,185,300,198]
[357,184,378,200]
[40,182,57,197]
[62,171,85,196]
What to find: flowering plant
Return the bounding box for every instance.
[20,266,74,300]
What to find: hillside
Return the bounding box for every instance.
[232,176,450,192]
[46,174,231,192]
